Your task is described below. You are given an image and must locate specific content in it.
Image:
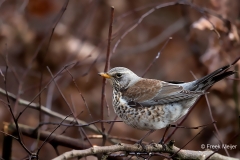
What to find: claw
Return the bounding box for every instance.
[158,138,167,151]
[135,139,146,150]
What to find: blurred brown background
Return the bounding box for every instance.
[0,0,239,159]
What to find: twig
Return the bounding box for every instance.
[233,65,239,128]
[86,134,147,144]
[191,70,230,156]
[204,95,230,156]
[107,115,118,135]
[66,69,93,120]
[115,2,161,21]
[206,132,240,160]
[37,113,73,154]
[17,62,77,120]
[44,0,69,56]
[1,50,31,155]
[69,96,84,137]
[47,66,93,147]
[142,37,172,77]
[114,18,185,57]
[0,131,16,141]
[100,6,115,145]
[203,14,220,38]
[171,128,205,158]
[38,120,122,128]
[0,87,99,134]
[16,0,71,119]
[112,0,230,54]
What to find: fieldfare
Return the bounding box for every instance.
[99,58,239,132]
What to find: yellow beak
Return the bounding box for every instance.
[98,72,111,79]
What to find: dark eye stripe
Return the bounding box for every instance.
[116,73,122,78]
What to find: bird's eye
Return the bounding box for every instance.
[115,73,122,78]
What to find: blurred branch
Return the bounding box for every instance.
[47,66,93,147]
[100,6,115,146]
[0,50,31,155]
[142,37,171,77]
[0,87,99,134]
[37,113,73,154]
[115,18,185,57]
[204,94,229,156]
[87,134,147,144]
[233,65,239,127]
[4,122,90,150]
[52,142,238,160]
[112,0,231,55]
[233,65,240,149]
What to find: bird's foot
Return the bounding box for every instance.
[135,139,146,150]
[158,138,167,151]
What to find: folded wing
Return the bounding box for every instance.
[122,79,203,107]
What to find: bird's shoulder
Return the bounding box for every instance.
[121,78,162,102]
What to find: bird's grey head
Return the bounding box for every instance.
[99,67,141,91]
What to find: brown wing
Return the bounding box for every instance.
[150,82,203,105]
[122,79,162,102]
[122,79,203,106]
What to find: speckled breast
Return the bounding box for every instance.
[112,90,197,130]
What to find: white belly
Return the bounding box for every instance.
[113,97,198,130]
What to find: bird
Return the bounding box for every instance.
[99,57,239,142]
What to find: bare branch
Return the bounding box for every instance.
[5,122,90,150]
[100,6,115,145]
[204,95,230,156]
[112,0,230,54]
[142,37,172,77]
[1,48,31,155]
[37,113,73,153]
[0,87,99,134]
[53,142,238,160]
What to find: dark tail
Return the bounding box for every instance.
[192,57,239,91]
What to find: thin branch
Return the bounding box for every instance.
[38,120,122,128]
[69,96,88,147]
[37,113,73,154]
[0,131,17,140]
[86,135,147,144]
[203,14,220,38]
[204,95,230,156]
[115,2,161,21]
[100,6,115,145]
[191,71,230,156]
[47,66,93,147]
[171,128,205,158]
[12,0,70,117]
[142,37,172,77]
[66,69,93,120]
[0,87,99,134]
[112,0,230,54]
[1,49,31,155]
[16,0,70,118]
[44,0,69,56]
[206,132,240,160]
[107,115,118,135]
[17,62,77,120]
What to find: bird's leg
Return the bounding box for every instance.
[136,129,155,149]
[158,124,170,150]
